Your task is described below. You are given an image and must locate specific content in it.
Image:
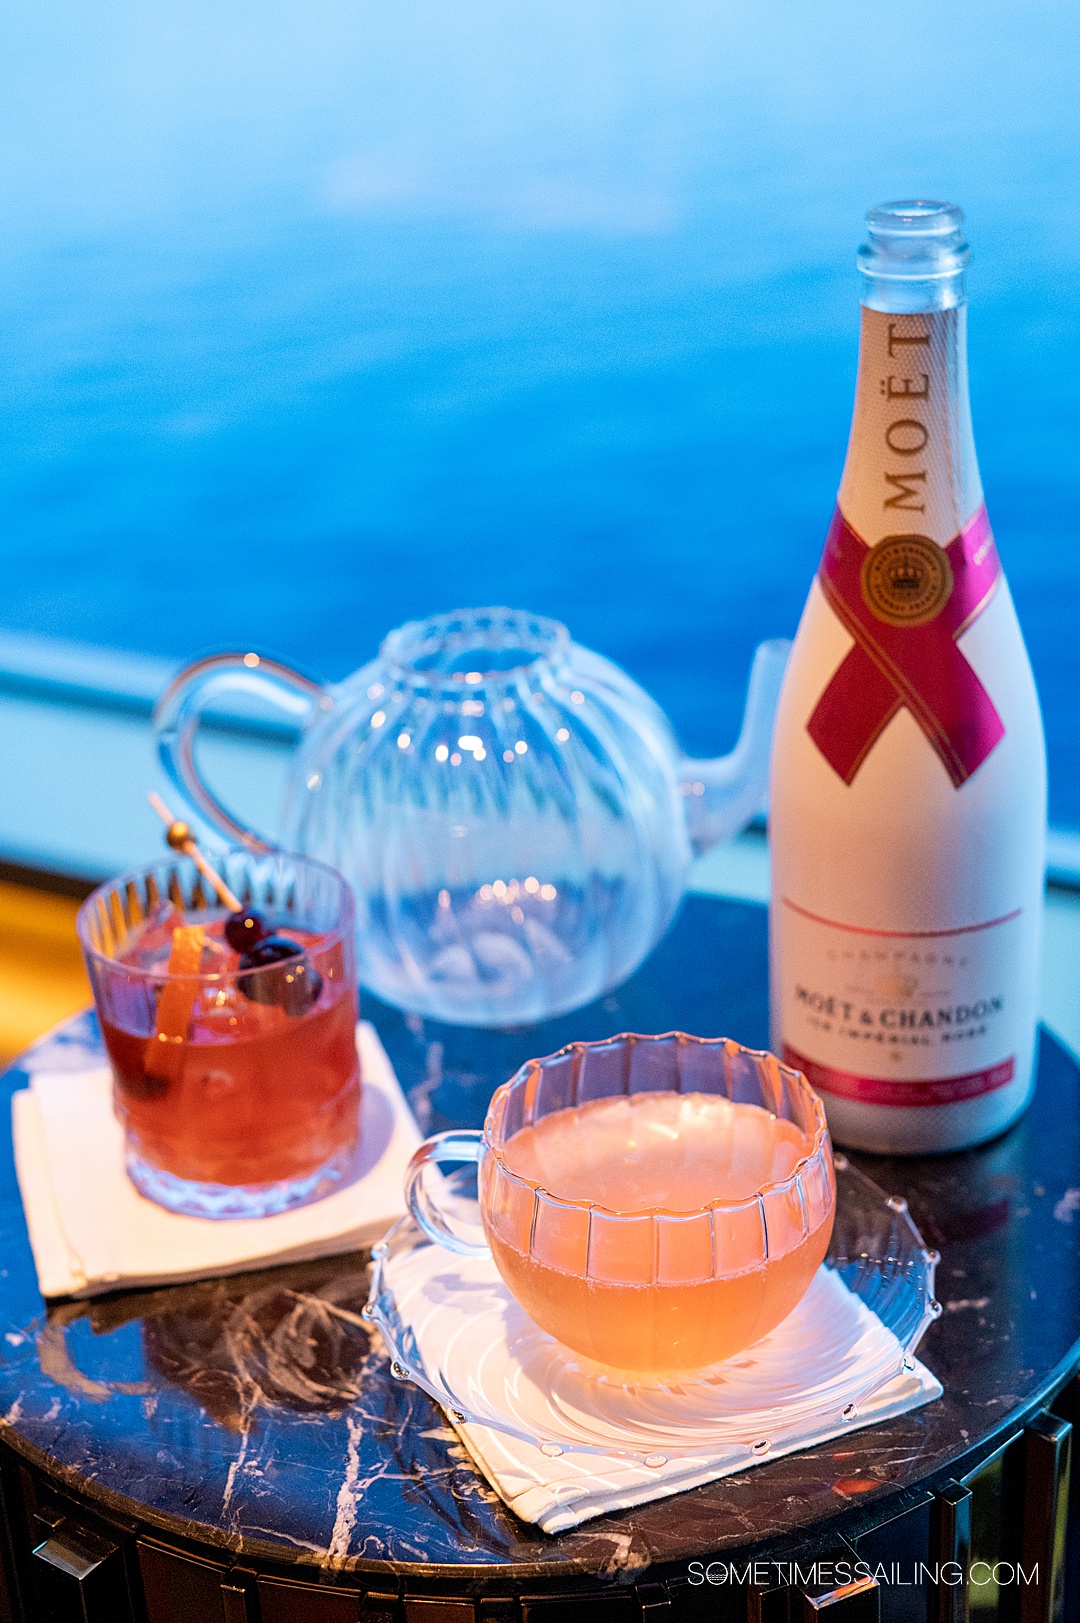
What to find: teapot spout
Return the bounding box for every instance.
[680,638,792,857]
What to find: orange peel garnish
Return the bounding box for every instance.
[146,925,206,1082]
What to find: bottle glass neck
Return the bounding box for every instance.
[860,268,966,314]
[857,199,972,314]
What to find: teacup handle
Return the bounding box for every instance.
[405,1131,490,1257]
[153,651,331,851]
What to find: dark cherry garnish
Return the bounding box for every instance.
[238,934,323,1016]
[225,909,270,952]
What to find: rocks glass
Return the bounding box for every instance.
[77,851,359,1219]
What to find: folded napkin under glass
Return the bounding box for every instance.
[12,1021,941,1531]
[371,1220,942,1533]
[12,1020,421,1299]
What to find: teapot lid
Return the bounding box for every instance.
[380,608,571,690]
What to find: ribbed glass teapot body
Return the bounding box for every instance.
[283,609,690,1026]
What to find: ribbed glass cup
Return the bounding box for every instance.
[77,850,359,1219]
[406,1032,836,1373]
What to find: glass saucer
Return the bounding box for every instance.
[364,1156,940,1463]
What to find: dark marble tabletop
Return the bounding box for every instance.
[1,894,1079,1585]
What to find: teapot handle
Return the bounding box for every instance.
[153,652,331,851]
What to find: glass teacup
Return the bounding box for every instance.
[405,1032,836,1374]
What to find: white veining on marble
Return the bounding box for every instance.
[327,1414,365,1562]
[222,1423,253,1518]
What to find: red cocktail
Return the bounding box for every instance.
[78,852,359,1218]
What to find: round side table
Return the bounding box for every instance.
[0,897,1077,1623]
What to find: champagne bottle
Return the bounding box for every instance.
[769,201,1046,1154]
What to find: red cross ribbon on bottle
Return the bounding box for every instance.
[806,503,1005,787]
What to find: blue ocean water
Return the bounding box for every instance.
[1,1,1078,820]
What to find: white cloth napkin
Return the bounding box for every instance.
[12,1021,422,1299]
[456,1363,940,1533]
[382,1239,943,1534]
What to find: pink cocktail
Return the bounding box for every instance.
[78,851,359,1219]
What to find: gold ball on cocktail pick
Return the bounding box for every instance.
[165,820,192,851]
[146,792,244,914]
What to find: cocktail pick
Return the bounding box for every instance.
[147,793,320,1014]
[147,792,244,912]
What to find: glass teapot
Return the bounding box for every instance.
[155,609,789,1026]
